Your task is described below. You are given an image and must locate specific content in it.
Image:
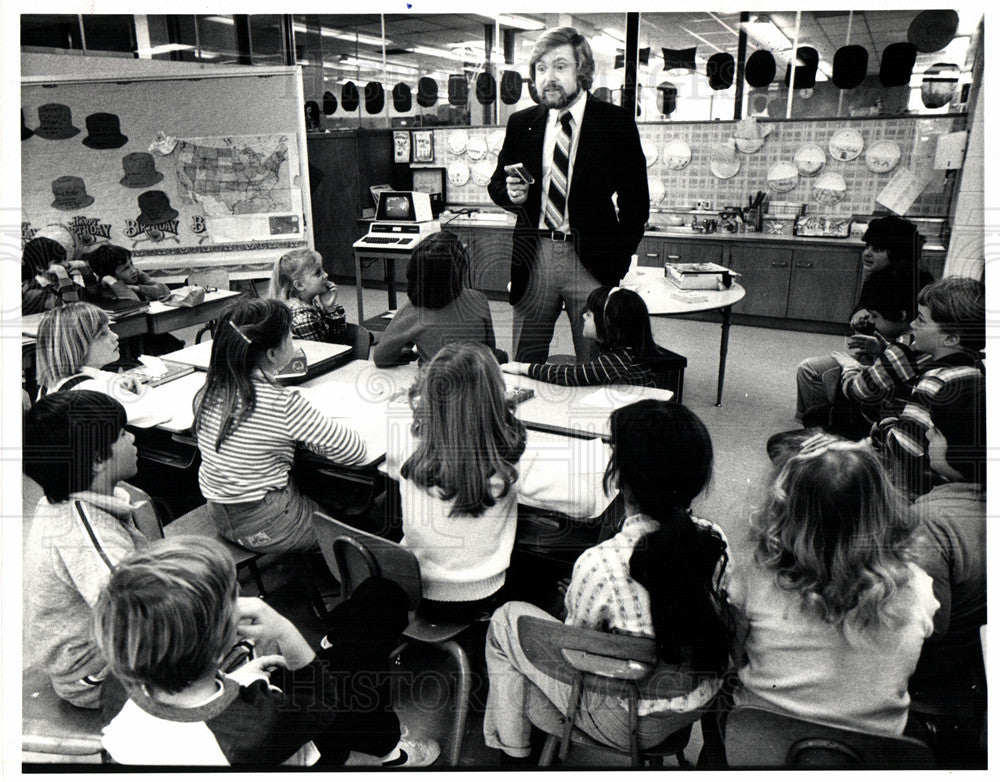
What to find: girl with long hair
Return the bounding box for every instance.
[501,286,663,387]
[268,248,350,344]
[193,298,366,555]
[732,437,938,736]
[484,400,734,757]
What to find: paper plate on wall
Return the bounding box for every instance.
[466,136,488,161]
[767,161,799,193]
[648,177,666,204]
[828,128,864,161]
[663,139,692,170]
[710,154,741,180]
[813,171,847,205]
[447,160,470,187]
[734,135,766,154]
[865,140,902,173]
[446,129,470,155]
[641,137,659,167]
[470,159,494,187]
[793,144,826,177]
[487,129,505,154]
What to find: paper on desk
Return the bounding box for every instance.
[578,388,647,409]
[138,354,168,376]
[876,168,931,215]
[295,384,406,450]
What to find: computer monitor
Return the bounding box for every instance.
[374,191,434,223]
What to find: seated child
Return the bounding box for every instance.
[731,437,938,736]
[22,390,157,708]
[387,342,611,623]
[483,401,732,757]
[34,302,168,427]
[268,248,350,343]
[22,236,68,315]
[85,244,170,301]
[839,276,985,494]
[372,231,498,367]
[501,286,661,387]
[193,298,367,555]
[906,379,986,767]
[97,536,439,767]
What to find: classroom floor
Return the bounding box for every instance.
[161,281,846,768]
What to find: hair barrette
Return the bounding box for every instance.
[228,320,253,346]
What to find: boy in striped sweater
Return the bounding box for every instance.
[23,390,157,708]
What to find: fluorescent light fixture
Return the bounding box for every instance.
[408,45,472,63]
[135,43,195,56]
[743,17,792,53]
[589,33,624,57]
[291,23,386,48]
[492,14,545,31]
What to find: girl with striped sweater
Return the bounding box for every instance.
[500,286,660,387]
[193,298,367,555]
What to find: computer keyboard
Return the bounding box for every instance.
[359,236,403,244]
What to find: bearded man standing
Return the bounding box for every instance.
[488,26,649,362]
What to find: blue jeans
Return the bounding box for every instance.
[207,480,319,555]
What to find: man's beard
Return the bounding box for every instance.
[529,81,582,109]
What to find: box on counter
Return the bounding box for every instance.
[665,262,740,290]
[794,215,852,237]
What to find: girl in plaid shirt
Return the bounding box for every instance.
[269,249,350,344]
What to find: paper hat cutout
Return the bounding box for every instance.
[22,110,34,141]
[656,82,678,115]
[365,82,385,114]
[82,112,128,149]
[341,82,360,112]
[785,47,819,89]
[921,62,960,108]
[614,48,650,69]
[500,71,523,105]
[417,77,439,108]
[51,176,95,211]
[448,74,468,107]
[879,42,917,87]
[745,50,776,88]
[476,72,497,105]
[662,47,696,71]
[120,152,164,188]
[908,10,960,53]
[323,91,337,115]
[36,103,80,140]
[392,83,412,112]
[833,45,869,89]
[707,52,735,90]
[136,190,179,227]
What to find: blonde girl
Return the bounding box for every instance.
[730,437,938,736]
[269,248,349,344]
[192,298,366,555]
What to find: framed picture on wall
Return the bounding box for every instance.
[412,130,435,163]
[411,167,446,216]
[393,131,411,163]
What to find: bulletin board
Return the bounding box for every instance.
[21,66,313,280]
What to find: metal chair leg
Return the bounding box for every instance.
[440,639,472,767]
[539,734,559,767]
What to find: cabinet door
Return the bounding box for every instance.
[726,243,792,318]
[637,237,723,268]
[787,246,861,322]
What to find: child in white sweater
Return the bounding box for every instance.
[385,342,611,623]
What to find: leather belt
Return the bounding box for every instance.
[538,230,573,242]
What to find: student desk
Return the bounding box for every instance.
[160,338,352,380]
[309,359,672,442]
[21,310,148,340]
[144,289,242,335]
[622,267,746,406]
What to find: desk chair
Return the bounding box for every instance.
[516,615,707,767]
[313,511,473,767]
[724,706,935,768]
[343,323,374,360]
[649,345,687,402]
[186,270,231,343]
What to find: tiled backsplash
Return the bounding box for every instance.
[416,114,964,219]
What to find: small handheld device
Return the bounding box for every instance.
[504,163,535,185]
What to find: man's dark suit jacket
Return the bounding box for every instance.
[488,94,649,305]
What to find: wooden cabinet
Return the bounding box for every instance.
[636,235,724,268]
[786,246,862,322]
[726,243,792,318]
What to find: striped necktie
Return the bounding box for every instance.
[544,111,573,230]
